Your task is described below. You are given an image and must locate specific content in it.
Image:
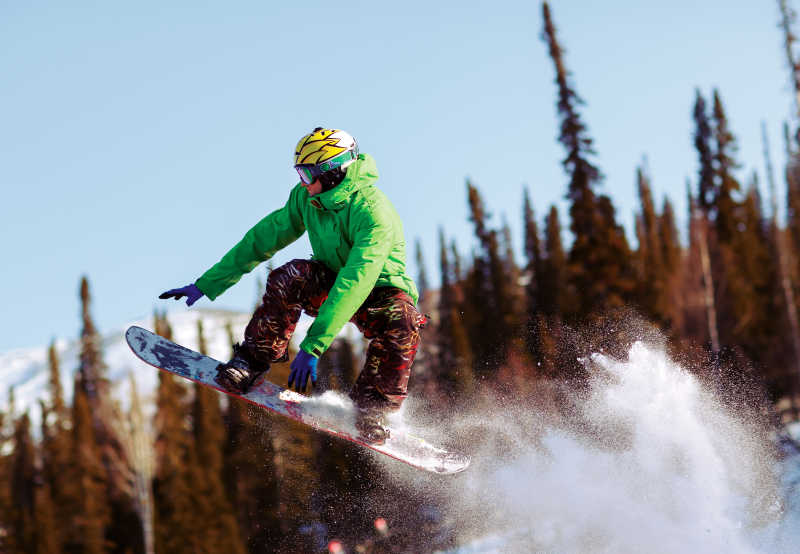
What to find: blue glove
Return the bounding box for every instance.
[288,350,318,393]
[159,283,204,307]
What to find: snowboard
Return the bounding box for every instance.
[125,326,470,474]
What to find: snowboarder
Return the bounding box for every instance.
[160,127,426,444]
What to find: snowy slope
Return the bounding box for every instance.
[0,308,363,429]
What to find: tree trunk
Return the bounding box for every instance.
[695,212,720,352]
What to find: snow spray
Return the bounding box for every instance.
[374,335,799,553]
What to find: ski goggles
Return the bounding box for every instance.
[294,150,358,185]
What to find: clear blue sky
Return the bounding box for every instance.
[0,0,793,351]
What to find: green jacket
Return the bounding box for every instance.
[195,154,418,357]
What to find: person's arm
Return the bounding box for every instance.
[195,187,306,300]
[300,211,392,357]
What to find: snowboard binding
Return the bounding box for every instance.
[355,407,391,446]
[214,343,269,394]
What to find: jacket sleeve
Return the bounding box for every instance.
[300,204,392,357]
[195,188,306,300]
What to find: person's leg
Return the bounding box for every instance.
[243,259,335,363]
[350,288,426,442]
[216,259,335,392]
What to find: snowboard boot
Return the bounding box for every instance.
[355,406,391,446]
[214,343,269,394]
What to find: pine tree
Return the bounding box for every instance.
[500,214,527,338]
[219,324,283,550]
[77,276,110,406]
[635,162,667,323]
[68,386,111,554]
[152,312,199,554]
[595,195,636,308]
[539,206,569,316]
[272,420,317,548]
[711,89,743,244]
[46,341,66,423]
[191,319,246,554]
[450,240,463,284]
[125,373,155,554]
[39,341,70,552]
[23,401,60,554]
[694,89,716,214]
[436,228,475,397]
[76,277,137,552]
[6,408,57,554]
[703,91,769,358]
[464,182,500,368]
[312,339,381,545]
[522,194,567,377]
[689,188,721,352]
[763,119,800,402]
[439,227,453,315]
[727,180,780,362]
[541,2,634,318]
[523,188,543,356]
[464,181,521,374]
[500,215,518,274]
[8,413,36,554]
[224,396,282,552]
[657,197,683,331]
[778,0,800,421]
[523,188,542,308]
[692,88,750,353]
[658,198,681,281]
[785,122,800,280]
[33,479,59,554]
[410,238,438,394]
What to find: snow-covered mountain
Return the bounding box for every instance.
[0,308,363,429]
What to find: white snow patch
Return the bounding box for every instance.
[303,390,358,432]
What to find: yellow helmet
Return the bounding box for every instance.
[294,127,358,167]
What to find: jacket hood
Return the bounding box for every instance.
[310,153,378,211]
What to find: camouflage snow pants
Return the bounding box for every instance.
[243,259,426,412]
